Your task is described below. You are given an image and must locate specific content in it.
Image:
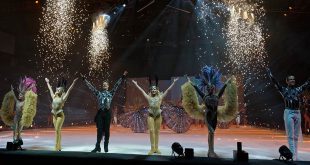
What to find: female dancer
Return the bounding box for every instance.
[182,65,237,157]
[132,76,179,155]
[0,76,37,149]
[45,77,78,151]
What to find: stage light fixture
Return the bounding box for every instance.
[233,142,248,162]
[102,14,111,24]
[171,142,184,157]
[279,145,293,161]
[184,148,194,159]
[93,14,110,30]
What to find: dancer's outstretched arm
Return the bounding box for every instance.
[111,71,128,97]
[45,78,55,98]
[162,77,179,98]
[217,77,231,98]
[132,80,149,99]
[187,76,205,99]
[266,68,283,92]
[81,75,100,96]
[10,85,18,102]
[63,78,78,101]
[299,78,310,91]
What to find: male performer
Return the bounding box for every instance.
[82,71,127,153]
[267,68,310,160]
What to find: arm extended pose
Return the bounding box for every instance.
[132,76,179,155]
[82,71,128,153]
[181,65,237,158]
[267,68,310,160]
[189,72,230,157]
[45,77,78,151]
[0,77,37,150]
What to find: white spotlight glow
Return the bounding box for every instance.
[88,14,111,79]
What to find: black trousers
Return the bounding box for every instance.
[94,109,111,147]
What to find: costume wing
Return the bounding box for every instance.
[119,111,134,128]
[119,107,148,133]
[181,82,205,120]
[130,108,148,133]
[0,91,15,126]
[217,76,238,122]
[162,104,192,133]
[21,90,38,127]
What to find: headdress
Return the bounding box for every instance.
[196,65,222,91]
[57,77,67,90]
[18,76,37,94]
[148,75,159,90]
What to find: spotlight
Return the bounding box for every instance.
[288,0,295,10]
[171,142,184,157]
[279,145,293,161]
[93,14,110,29]
[101,14,111,24]
[123,4,126,7]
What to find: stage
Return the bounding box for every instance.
[0,125,310,163]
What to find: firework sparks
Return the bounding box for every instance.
[194,0,269,112]
[194,0,229,64]
[196,0,229,24]
[194,0,267,78]
[88,14,111,79]
[224,0,269,119]
[225,0,267,77]
[36,0,86,75]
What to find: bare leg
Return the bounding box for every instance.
[207,131,218,157]
[147,116,156,155]
[53,112,65,151]
[154,116,162,154]
[16,121,24,142]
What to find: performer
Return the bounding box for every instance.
[131,76,179,155]
[235,113,240,128]
[304,108,310,134]
[302,95,310,134]
[267,68,310,160]
[0,77,37,149]
[45,77,78,151]
[82,71,128,153]
[182,65,237,157]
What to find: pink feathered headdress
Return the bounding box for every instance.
[18,76,37,94]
